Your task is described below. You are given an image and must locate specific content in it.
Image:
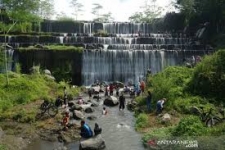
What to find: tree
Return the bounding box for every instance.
[1,0,41,22]
[100,12,114,22]
[92,3,103,22]
[38,0,55,20]
[70,0,83,20]
[129,0,163,23]
[56,11,74,21]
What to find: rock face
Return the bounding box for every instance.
[103,96,119,106]
[79,134,106,150]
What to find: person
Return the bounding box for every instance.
[105,86,108,96]
[116,85,119,97]
[88,88,92,100]
[146,91,152,112]
[94,123,102,136]
[156,98,166,114]
[55,96,63,107]
[119,92,126,110]
[62,112,70,131]
[140,80,145,93]
[102,107,108,115]
[109,84,114,95]
[63,87,68,105]
[80,120,93,139]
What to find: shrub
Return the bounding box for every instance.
[172,115,207,136]
[135,113,149,130]
[186,50,225,104]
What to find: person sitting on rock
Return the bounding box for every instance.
[62,112,70,131]
[80,120,93,139]
[102,107,108,115]
[94,123,102,136]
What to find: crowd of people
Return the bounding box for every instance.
[50,80,167,141]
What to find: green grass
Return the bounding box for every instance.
[0,71,80,122]
[135,113,149,130]
[18,45,83,52]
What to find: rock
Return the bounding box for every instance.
[189,106,201,115]
[69,103,83,111]
[79,134,106,150]
[103,96,119,106]
[161,113,171,123]
[84,107,94,113]
[127,100,137,111]
[44,69,51,75]
[45,74,55,80]
[87,115,97,120]
[58,133,72,143]
[73,110,85,120]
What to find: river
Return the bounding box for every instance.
[26,92,145,150]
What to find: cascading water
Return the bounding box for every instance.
[80,23,210,85]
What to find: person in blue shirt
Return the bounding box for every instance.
[80,120,93,138]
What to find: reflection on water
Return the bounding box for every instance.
[26,94,145,150]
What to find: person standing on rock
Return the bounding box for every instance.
[119,92,126,110]
[80,120,93,139]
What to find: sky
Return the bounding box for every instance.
[54,0,176,21]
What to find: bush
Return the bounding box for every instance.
[172,115,207,136]
[187,50,225,104]
[135,113,149,130]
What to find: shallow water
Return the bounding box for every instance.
[26,93,145,150]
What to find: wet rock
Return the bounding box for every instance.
[87,115,97,121]
[84,107,94,113]
[58,133,72,143]
[127,100,137,111]
[79,134,106,150]
[73,110,85,120]
[103,96,119,106]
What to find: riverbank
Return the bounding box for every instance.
[0,99,81,150]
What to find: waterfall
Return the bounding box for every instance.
[0,49,14,72]
[79,23,210,85]
[82,49,186,85]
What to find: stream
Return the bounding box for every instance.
[26,92,145,150]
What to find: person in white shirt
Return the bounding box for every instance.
[156,98,166,114]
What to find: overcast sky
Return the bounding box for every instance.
[54,0,176,21]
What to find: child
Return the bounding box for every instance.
[62,112,70,130]
[102,107,108,115]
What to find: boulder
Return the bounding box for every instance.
[127,100,137,111]
[44,69,51,75]
[84,107,94,113]
[73,110,85,120]
[103,96,119,106]
[70,103,83,111]
[45,74,55,80]
[161,113,171,123]
[79,134,106,150]
[87,115,97,120]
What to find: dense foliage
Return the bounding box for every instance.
[187,50,225,104]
